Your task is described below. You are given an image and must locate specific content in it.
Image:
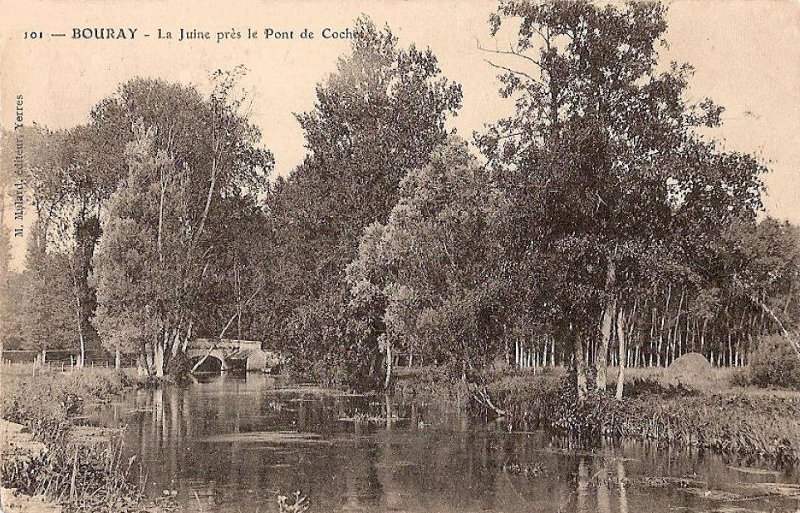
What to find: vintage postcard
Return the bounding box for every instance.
[1,1,799,512]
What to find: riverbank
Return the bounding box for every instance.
[397,365,800,467]
[1,419,62,513]
[0,366,173,513]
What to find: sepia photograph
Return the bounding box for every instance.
[1,1,799,512]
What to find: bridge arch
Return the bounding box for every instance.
[186,338,286,374]
[190,353,224,373]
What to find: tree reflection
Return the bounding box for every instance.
[109,377,757,513]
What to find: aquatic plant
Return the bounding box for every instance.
[622,378,698,399]
[277,491,310,513]
[2,435,143,513]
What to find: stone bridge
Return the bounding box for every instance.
[186,338,284,373]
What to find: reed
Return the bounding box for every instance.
[1,366,162,512]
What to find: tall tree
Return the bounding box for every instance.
[263,17,462,386]
[1,125,103,361]
[479,0,765,398]
[348,137,505,386]
[93,72,273,377]
[19,229,77,353]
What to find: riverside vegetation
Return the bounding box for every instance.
[1,366,316,513]
[484,366,800,467]
[397,346,800,467]
[0,366,171,513]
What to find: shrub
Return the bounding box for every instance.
[486,368,620,436]
[2,369,133,443]
[728,367,751,387]
[484,368,800,465]
[3,376,78,442]
[750,335,800,390]
[395,366,469,405]
[2,369,149,512]
[624,377,698,399]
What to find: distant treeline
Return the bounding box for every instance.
[0,3,797,397]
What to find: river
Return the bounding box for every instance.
[88,373,799,513]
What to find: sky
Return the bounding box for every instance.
[1,0,799,266]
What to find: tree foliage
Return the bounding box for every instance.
[260,17,462,385]
[475,0,767,397]
[3,4,796,395]
[348,138,505,382]
[93,73,273,376]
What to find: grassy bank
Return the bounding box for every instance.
[395,365,800,467]
[0,366,172,513]
[485,366,800,467]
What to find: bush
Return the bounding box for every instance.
[484,368,800,465]
[485,368,566,409]
[2,369,131,442]
[728,367,751,387]
[2,438,143,512]
[3,377,78,442]
[750,335,800,390]
[486,368,618,436]
[624,377,698,399]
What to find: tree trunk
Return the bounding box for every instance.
[575,334,587,401]
[145,343,155,375]
[384,339,392,390]
[190,343,216,373]
[78,332,85,369]
[596,260,616,391]
[181,321,194,353]
[597,301,614,390]
[154,341,165,378]
[615,308,627,400]
[171,325,183,358]
[137,353,148,377]
[115,348,121,370]
[659,284,672,367]
[72,282,85,369]
[368,351,378,377]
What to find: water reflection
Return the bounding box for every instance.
[91,374,799,513]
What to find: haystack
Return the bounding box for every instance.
[664,352,714,389]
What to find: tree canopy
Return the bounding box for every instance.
[2,3,796,392]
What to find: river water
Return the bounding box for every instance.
[90,373,799,513]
